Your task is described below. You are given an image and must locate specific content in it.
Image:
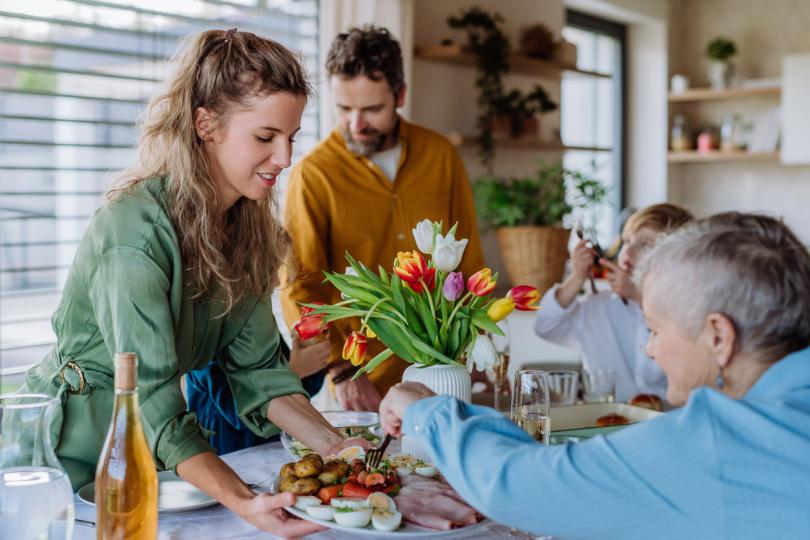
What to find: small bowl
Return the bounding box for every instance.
[281,410,382,458]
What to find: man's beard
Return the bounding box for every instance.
[341,125,394,158]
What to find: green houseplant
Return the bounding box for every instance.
[474,162,607,292]
[447,7,558,169]
[705,37,738,90]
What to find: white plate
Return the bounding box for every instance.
[78,471,218,513]
[274,477,487,537]
[549,403,663,430]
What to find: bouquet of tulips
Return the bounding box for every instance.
[294,220,540,379]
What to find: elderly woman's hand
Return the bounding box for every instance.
[600,258,642,304]
[379,382,436,436]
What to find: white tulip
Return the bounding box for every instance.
[432,233,468,273]
[467,334,499,373]
[412,219,437,254]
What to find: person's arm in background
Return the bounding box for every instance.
[381,383,723,540]
[282,165,380,411]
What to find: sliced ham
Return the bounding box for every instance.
[394,478,481,530]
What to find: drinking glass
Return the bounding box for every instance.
[511,370,551,445]
[547,370,580,406]
[582,369,617,403]
[0,393,75,540]
[485,319,511,411]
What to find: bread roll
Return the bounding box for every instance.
[629,393,663,411]
[595,413,631,427]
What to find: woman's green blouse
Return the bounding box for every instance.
[23,177,305,489]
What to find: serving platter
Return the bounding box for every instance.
[273,475,488,537]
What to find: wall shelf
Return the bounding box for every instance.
[668,86,781,102]
[458,136,611,153]
[668,150,780,163]
[415,44,611,80]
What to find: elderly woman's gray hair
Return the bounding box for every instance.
[637,212,810,361]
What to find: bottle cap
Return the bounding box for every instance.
[114,352,138,391]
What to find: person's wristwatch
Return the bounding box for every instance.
[330,365,359,385]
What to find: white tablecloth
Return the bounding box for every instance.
[73,441,522,539]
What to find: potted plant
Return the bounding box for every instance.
[474,162,607,293]
[706,37,737,89]
[447,7,558,169]
[489,86,557,139]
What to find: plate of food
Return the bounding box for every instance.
[549,402,664,439]
[276,447,487,537]
[78,471,217,513]
[281,410,382,459]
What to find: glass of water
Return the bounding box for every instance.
[582,369,617,403]
[0,393,75,540]
[547,370,580,406]
[511,370,551,445]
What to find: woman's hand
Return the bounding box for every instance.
[332,372,382,412]
[238,492,324,539]
[600,258,642,304]
[556,240,597,308]
[289,335,330,378]
[571,240,596,281]
[379,382,436,437]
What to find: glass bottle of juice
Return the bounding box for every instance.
[95,352,158,539]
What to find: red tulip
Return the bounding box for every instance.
[294,302,329,340]
[507,285,540,311]
[394,251,436,293]
[342,331,368,366]
[467,268,496,297]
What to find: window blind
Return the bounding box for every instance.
[0,0,319,387]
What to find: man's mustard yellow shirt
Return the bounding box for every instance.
[282,119,485,396]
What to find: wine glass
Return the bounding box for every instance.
[511,370,551,445]
[485,319,511,411]
[508,370,551,538]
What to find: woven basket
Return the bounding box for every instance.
[496,226,571,295]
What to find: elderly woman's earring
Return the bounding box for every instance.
[716,371,725,389]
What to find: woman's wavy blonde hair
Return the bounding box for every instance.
[114,29,310,315]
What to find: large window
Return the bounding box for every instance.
[0,0,319,392]
[562,10,625,246]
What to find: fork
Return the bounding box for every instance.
[364,434,393,471]
[575,226,598,295]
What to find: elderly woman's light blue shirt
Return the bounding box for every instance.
[403,346,810,539]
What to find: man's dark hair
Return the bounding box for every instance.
[325,25,404,94]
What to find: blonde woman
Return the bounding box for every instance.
[22,29,348,536]
[534,203,693,401]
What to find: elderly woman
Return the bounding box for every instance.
[380,212,810,539]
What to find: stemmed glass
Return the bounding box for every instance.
[485,319,511,412]
[508,370,551,538]
[511,370,551,445]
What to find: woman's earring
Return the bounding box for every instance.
[716,371,725,389]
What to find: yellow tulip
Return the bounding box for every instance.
[487,297,515,322]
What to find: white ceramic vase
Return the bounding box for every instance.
[400,363,471,461]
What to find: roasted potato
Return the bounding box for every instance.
[318,459,349,485]
[279,473,300,493]
[294,457,323,478]
[279,462,297,480]
[284,477,321,496]
[302,453,324,467]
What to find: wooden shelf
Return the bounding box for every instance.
[668,150,780,163]
[415,44,611,79]
[458,136,611,153]
[668,86,781,102]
